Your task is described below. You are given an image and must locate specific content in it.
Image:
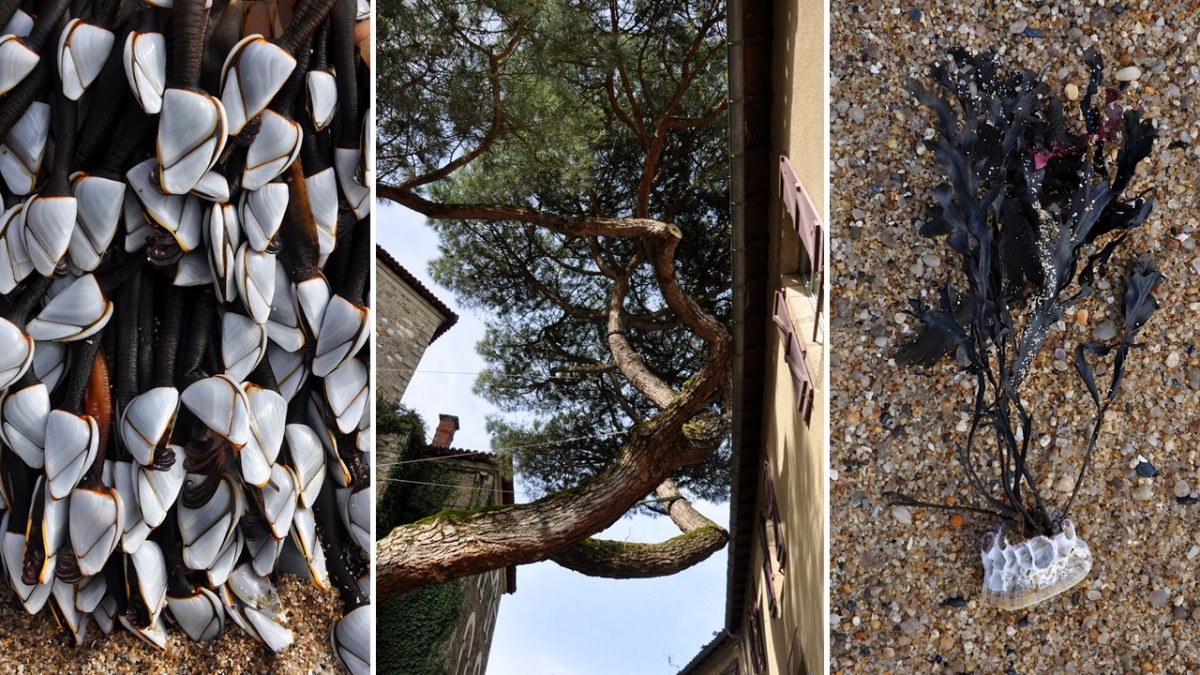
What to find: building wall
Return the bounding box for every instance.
[437,568,506,675]
[376,257,449,404]
[379,443,510,675]
[742,0,828,671]
[429,456,509,675]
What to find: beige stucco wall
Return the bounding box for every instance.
[376,258,449,404]
[741,0,828,672]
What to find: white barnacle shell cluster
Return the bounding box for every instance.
[0,0,375,670]
[980,519,1092,611]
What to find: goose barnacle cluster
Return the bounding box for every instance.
[0,0,372,671]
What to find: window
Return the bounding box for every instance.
[773,288,814,420]
[779,155,823,342]
[763,459,787,569]
[744,601,769,675]
[759,459,787,617]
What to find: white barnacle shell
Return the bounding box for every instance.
[266,262,304,352]
[23,193,77,276]
[26,273,113,342]
[0,382,48,468]
[119,387,179,467]
[306,69,336,131]
[239,182,288,253]
[221,312,267,383]
[57,18,114,101]
[980,519,1092,611]
[68,485,124,577]
[207,202,240,303]
[69,173,125,272]
[324,357,368,435]
[0,316,33,389]
[156,88,227,195]
[312,295,370,377]
[166,586,225,642]
[306,167,338,266]
[334,146,370,220]
[0,100,48,196]
[0,34,39,96]
[123,30,166,114]
[219,36,295,137]
[332,605,371,675]
[242,111,301,191]
[181,374,251,448]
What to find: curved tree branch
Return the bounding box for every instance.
[377,406,728,600]
[549,524,727,578]
[549,478,727,578]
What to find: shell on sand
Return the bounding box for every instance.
[980,519,1092,611]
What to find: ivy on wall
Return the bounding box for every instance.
[377,579,466,675]
[377,401,457,537]
[377,400,468,673]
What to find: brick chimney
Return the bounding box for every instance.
[431,414,460,447]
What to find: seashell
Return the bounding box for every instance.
[156,88,228,195]
[980,519,1092,610]
[57,19,114,101]
[123,31,166,114]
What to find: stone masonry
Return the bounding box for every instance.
[376,246,457,405]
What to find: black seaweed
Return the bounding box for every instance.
[887,50,1162,538]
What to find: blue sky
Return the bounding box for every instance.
[378,202,728,674]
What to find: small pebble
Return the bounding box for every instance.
[949,514,963,528]
[1150,587,1171,608]
[1114,66,1142,82]
[939,635,953,652]
[908,8,922,20]
[1065,83,1080,101]
[1135,457,1157,477]
[941,597,967,608]
[1133,484,1154,501]
[1175,480,1190,498]
[892,505,912,524]
[1009,19,1028,34]
[1076,308,1089,326]
[899,618,920,634]
[1094,320,1117,341]
[1055,474,1075,493]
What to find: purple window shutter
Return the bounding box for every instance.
[746,601,768,674]
[758,517,777,617]
[779,154,824,343]
[763,459,787,568]
[773,288,814,421]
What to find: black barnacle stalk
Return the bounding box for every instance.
[886,50,1163,539]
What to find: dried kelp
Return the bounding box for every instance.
[887,49,1162,543]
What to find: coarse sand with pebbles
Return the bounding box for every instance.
[832,1,1200,672]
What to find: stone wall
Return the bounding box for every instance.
[378,435,512,674]
[437,568,506,675]
[376,256,449,404]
